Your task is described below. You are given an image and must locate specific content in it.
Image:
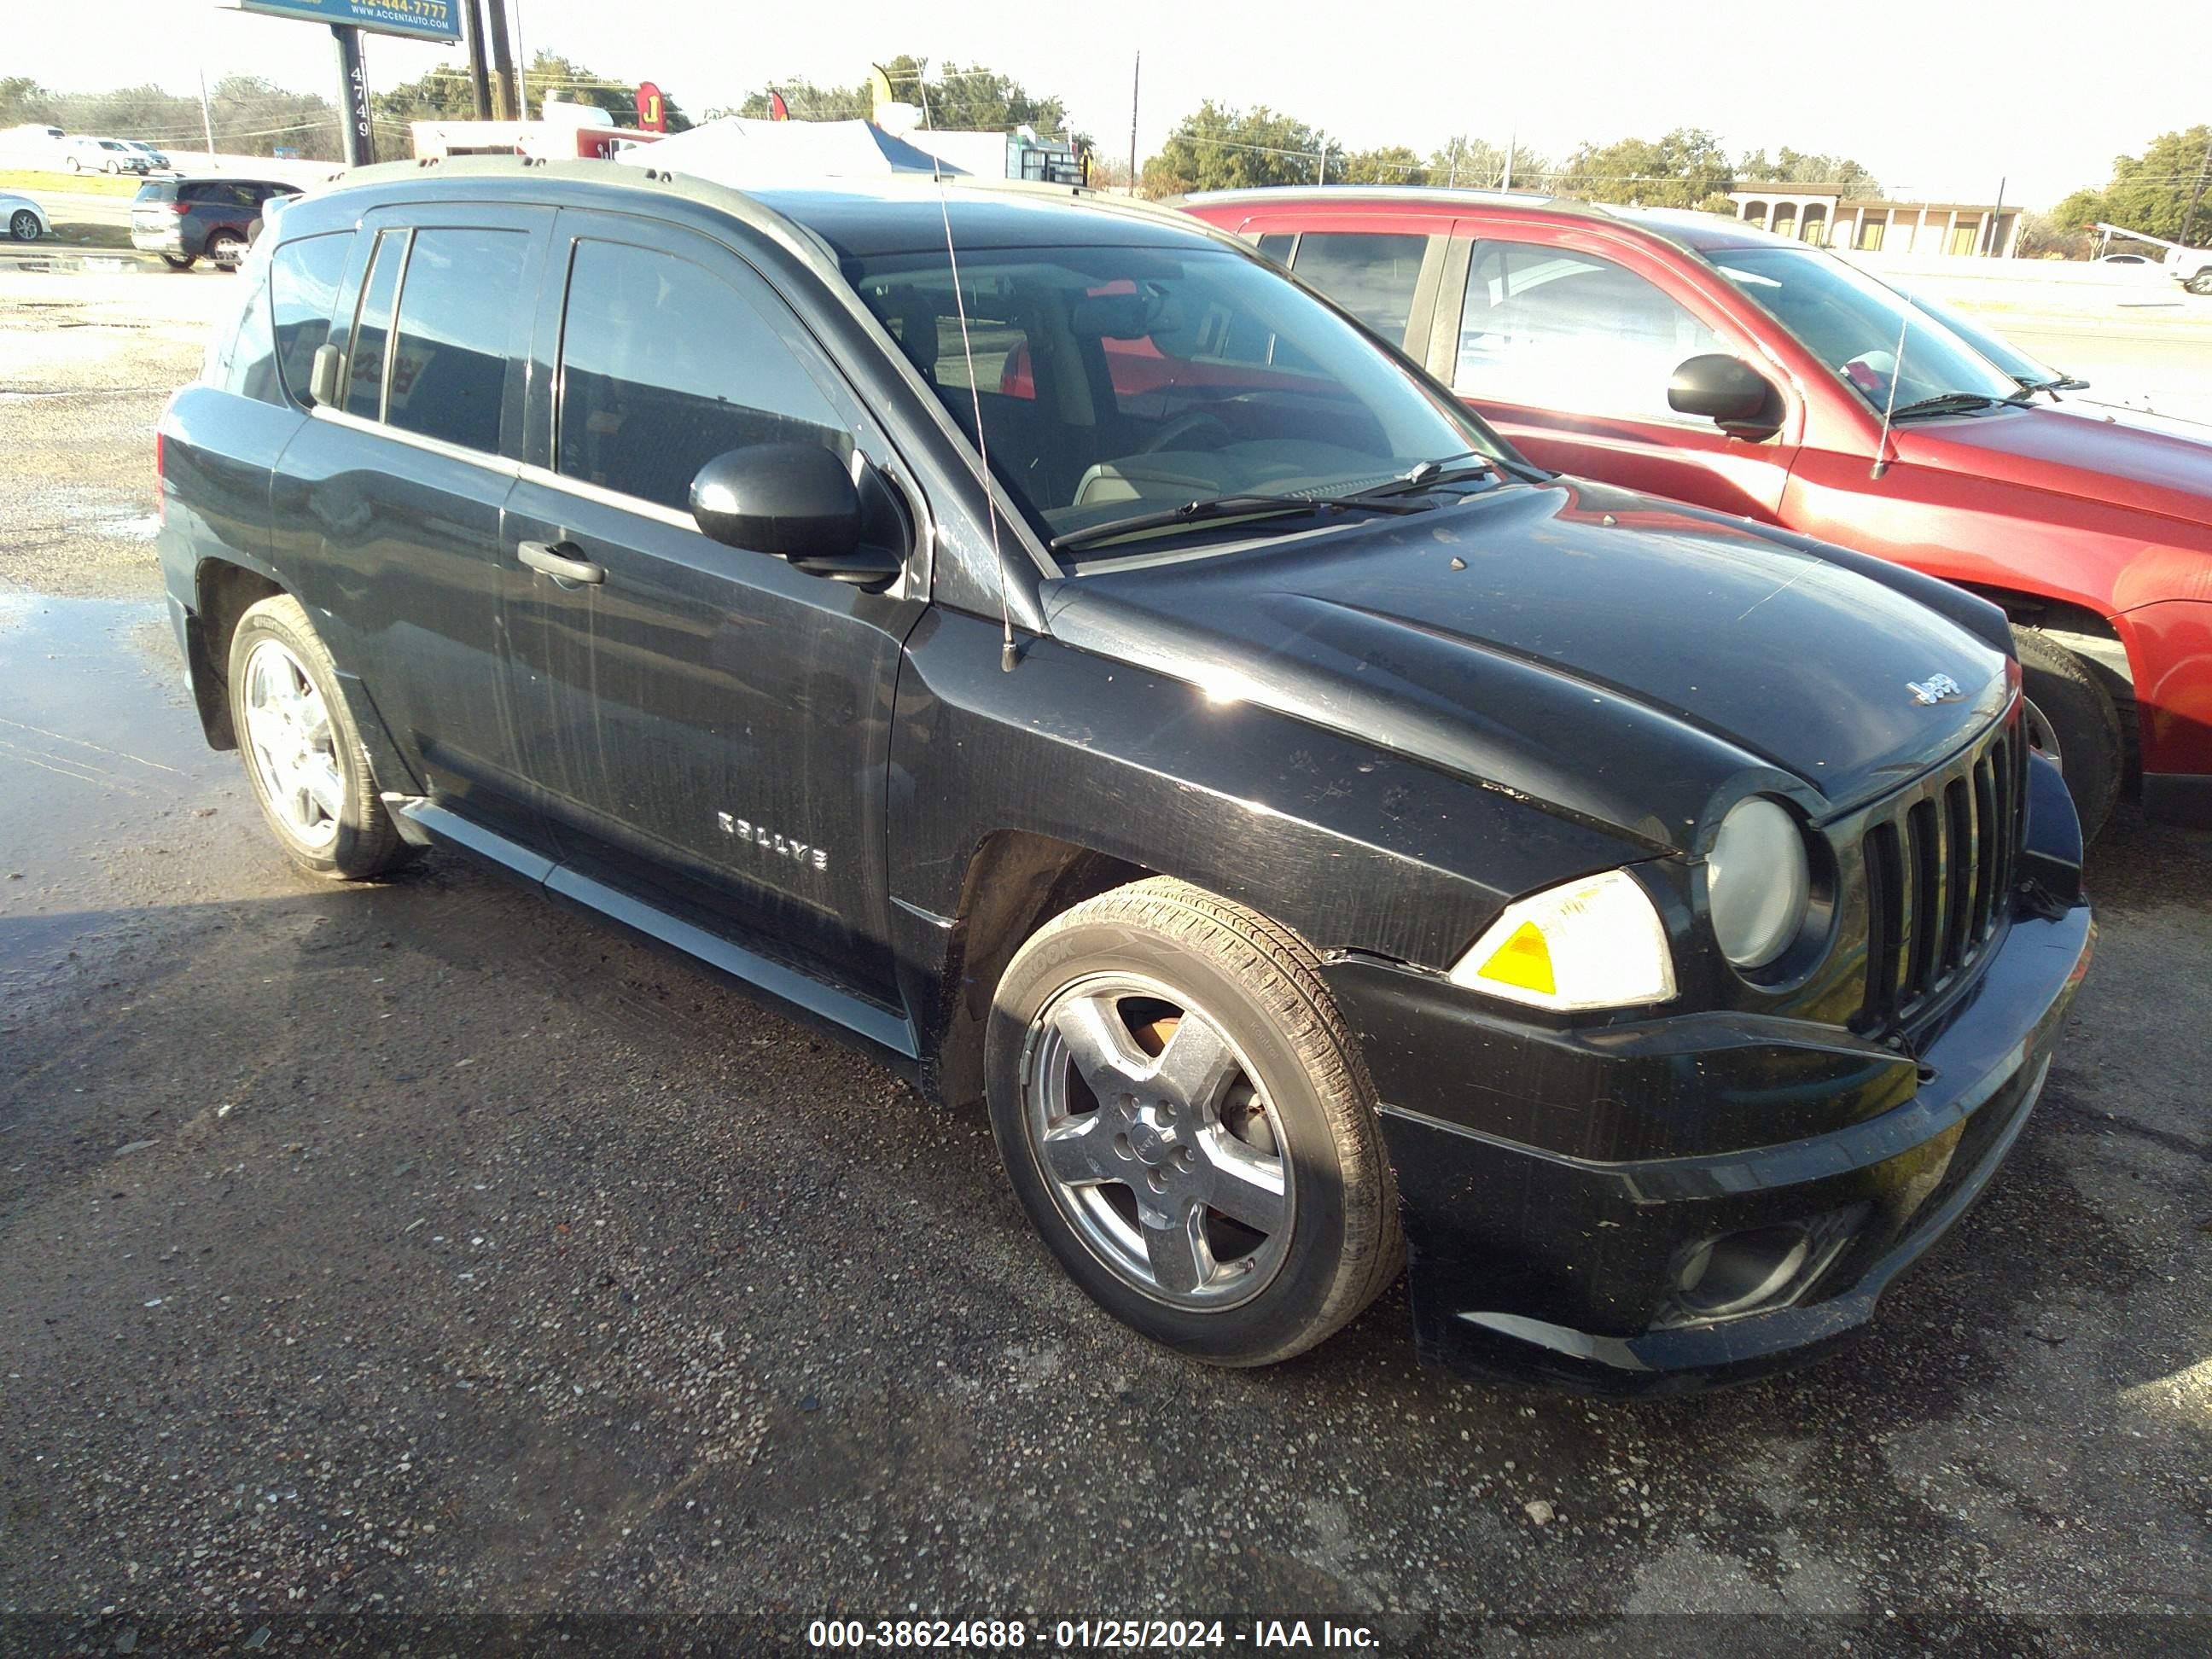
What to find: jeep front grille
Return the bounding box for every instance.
[1854,715,2025,1033]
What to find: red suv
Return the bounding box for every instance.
[1180,189,2212,835]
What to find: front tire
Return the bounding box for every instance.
[227,595,412,881]
[8,210,38,242]
[987,877,1402,1367]
[2012,626,2122,842]
[2188,271,2212,297]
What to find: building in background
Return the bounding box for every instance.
[898,125,1086,185]
[1724,184,2023,258]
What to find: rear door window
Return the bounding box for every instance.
[554,236,844,510]
[383,226,527,453]
[1287,231,1431,344]
[270,231,351,407]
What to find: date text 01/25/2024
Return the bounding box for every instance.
[805,1619,1382,1650]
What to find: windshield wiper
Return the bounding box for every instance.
[1890,391,2033,421]
[1049,491,1429,555]
[1340,451,1499,501]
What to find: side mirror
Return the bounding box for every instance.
[1668,353,1783,438]
[689,442,902,586]
[307,341,343,406]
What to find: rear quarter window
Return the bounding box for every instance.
[271,231,352,407]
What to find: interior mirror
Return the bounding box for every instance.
[307,342,343,407]
[689,442,901,586]
[1668,353,1782,437]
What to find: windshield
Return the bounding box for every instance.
[844,242,1509,551]
[1894,286,2067,389]
[1709,246,2020,410]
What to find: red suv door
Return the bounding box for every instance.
[1437,218,1803,521]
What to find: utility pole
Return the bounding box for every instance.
[1985,175,2006,257]
[197,68,217,158]
[1501,128,1516,191]
[2181,132,2212,248]
[461,0,493,120]
[1446,137,1459,189]
[1316,145,1325,187]
[1126,51,1139,195]
[484,0,519,121]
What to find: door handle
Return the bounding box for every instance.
[518,540,605,585]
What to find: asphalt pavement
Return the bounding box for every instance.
[0,271,2207,1656]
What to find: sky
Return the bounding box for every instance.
[16,0,2210,209]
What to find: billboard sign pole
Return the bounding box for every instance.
[331,24,374,166]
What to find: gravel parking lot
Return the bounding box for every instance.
[1,271,2206,1655]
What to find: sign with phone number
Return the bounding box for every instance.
[232,0,461,43]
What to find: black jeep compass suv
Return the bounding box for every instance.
[154,158,2093,1392]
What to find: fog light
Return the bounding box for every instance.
[1674,1225,1812,1318]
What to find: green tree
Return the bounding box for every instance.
[371,65,480,128]
[521,51,691,130]
[1427,135,1552,189]
[2052,126,2212,242]
[0,77,61,127]
[732,56,1075,141]
[1738,146,1879,195]
[1142,102,1332,196]
[1556,127,1735,207]
[1333,143,1425,186]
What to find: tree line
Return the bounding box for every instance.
[0,52,690,164]
[2049,125,2212,248]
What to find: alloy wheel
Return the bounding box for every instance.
[242,637,345,850]
[8,211,35,242]
[1022,973,1295,1311]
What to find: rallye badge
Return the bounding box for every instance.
[718,812,829,871]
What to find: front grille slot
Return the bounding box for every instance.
[1853,716,2023,1034]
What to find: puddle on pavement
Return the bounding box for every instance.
[0,591,232,985]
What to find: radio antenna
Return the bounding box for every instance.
[1869,311,1910,480]
[915,74,1020,672]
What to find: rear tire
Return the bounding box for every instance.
[986,876,1402,1367]
[2188,271,2212,297]
[207,230,243,270]
[227,595,414,882]
[160,253,193,271]
[2012,626,2123,843]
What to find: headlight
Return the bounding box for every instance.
[1707,797,1811,969]
[1448,868,1675,1012]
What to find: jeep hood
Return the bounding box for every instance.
[1043,480,2011,853]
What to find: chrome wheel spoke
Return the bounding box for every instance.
[300,755,345,823]
[1141,1202,1213,1296]
[1198,1128,1289,1235]
[1151,1015,1238,1116]
[1053,992,1150,1100]
[1039,1113,1121,1189]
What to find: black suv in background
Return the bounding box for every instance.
[154,160,2093,1392]
[131,176,301,270]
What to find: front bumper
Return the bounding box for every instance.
[1324,810,2094,1396]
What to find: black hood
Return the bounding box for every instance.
[1042,480,2011,854]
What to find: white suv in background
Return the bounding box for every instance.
[62,136,150,175]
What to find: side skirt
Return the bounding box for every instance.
[387,795,922,1071]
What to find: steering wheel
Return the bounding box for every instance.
[1143,411,1233,454]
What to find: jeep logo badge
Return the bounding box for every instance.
[1906,672,1964,706]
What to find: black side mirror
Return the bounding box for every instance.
[1668,353,1783,438]
[689,442,902,586]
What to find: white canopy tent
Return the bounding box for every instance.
[614,118,964,188]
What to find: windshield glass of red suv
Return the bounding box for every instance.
[1711,246,2020,410]
[847,244,1505,550]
